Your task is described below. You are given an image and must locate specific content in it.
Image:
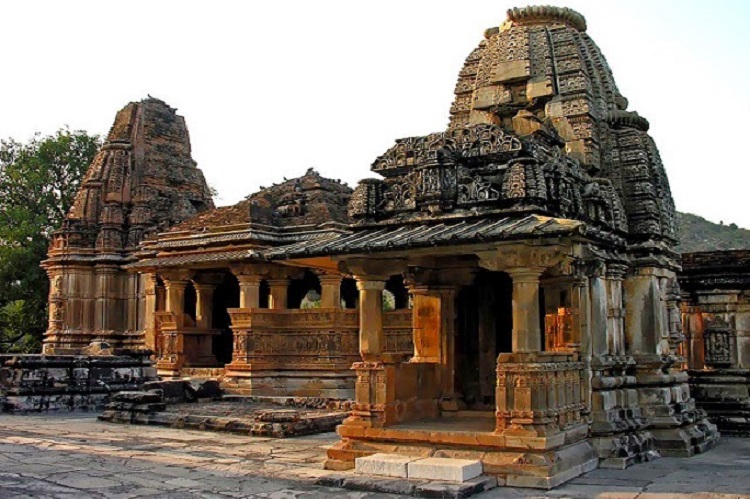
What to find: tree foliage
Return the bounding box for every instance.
[0,128,100,353]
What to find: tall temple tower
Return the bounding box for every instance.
[42,97,214,354]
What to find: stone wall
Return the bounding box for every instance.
[0,354,156,413]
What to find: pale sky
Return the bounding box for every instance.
[2,1,749,228]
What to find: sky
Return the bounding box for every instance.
[1,0,749,228]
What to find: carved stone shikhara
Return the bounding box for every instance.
[39,4,720,489]
[42,97,214,355]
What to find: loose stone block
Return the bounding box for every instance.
[407,457,483,483]
[355,453,416,478]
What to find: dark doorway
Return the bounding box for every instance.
[455,270,512,409]
[212,274,239,365]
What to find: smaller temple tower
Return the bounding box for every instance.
[42,97,214,354]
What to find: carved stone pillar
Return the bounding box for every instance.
[606,264,627,356]
[356,279,386,361]
[157,273,192,374]
[194,283,215,330]
[319,274,343,308]
[409,285,457,408]
[590,274,609,357]
[94,265,118,332]
[624,269,661,356]
[508,268,544,353]
[268,278,289,310]
[477,244,567,354]
[43,272,67,353]
[237,274,262,309]
[164,278,188,319]
[571,274,590,356]
[736,310,750,369]
[143,273,158,351]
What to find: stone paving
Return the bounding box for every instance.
[1,413,749,498]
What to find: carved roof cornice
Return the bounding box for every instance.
[606,110,650,132]
[505,6,587,32]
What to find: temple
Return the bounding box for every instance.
[681,250,750,435]
[41,5,724,489]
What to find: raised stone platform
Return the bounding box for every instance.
[327,415,599,489]
[100,393,349,438]
[0,354,155,413]
[690,369,750,436]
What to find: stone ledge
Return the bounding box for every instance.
[407,457,483,483]
[355,453,417,478]
[315,474,498,498]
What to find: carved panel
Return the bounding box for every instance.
[704,316,735,367]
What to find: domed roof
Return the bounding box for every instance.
[448,5,676,246]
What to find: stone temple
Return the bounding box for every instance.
[39,5,726,489]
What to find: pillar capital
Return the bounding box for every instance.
[317,273,343,285]
[236,273,263,285]
[345,257,406,278]
[193,272,225,286]
[477,243,568,274]
[163,278,189,290]
[160,269,194,285]
[355,279,387,291]
[266,277,290,286]
[605,263,628,280]
[505,267,545,282]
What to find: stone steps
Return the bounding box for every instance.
[316,473,498,498]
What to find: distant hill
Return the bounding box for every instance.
[676,212,750,253]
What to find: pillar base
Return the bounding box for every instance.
[632,355,721,457]
[589,354,660,468]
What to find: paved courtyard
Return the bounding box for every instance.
[1,413,749,498]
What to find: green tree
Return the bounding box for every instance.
[0,128,100,353]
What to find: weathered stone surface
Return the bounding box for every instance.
[0,354,155,413]
[111,391,162,404]
[355,453,416,478]
[42,97,214,355]
[407,458,483,483]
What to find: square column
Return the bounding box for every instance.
[508,268,544,353]
[143,273,158,351]
[164,278,188,319]
[590,275,609,357]
[268,278,289,310]
[156,272,193,375]
[194,283,216,330]
[571,275,590,355]
[94,265,118,332]
[319,274,343,308]
[237,274,262,309]
[356,278,386,361]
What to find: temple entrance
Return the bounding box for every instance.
[212,273,239,365]
[455,270,512,410]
